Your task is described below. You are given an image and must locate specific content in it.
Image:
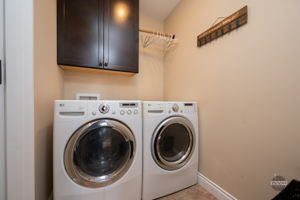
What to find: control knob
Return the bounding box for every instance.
[99,104,110,114]
[172,104,179,112]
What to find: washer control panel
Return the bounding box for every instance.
[119,108,138,115]
[119,102,139,116]
[89,101,140,117]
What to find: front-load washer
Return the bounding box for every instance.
[53,100,142,200]
[142,101,199,200]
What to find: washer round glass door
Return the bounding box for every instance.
[152,117,195,171]
[64,119,135,188]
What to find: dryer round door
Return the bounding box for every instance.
[152,117,195,171]
[64,119,135,188]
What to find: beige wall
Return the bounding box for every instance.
[164,0,300,199]
[34,0,64,199]
[63,13,164,101]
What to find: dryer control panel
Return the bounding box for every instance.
[143,101,197,118]
[183,103,197,114]
[166,102,197,114]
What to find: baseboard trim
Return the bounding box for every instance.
[197,172,238,200]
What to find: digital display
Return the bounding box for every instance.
[120,103,138,108]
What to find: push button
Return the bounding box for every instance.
[127,110,132,115]
[120,110,125,115]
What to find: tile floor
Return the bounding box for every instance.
[157,185,218,200]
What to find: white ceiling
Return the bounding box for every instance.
[140,0,182,21]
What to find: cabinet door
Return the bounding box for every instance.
[57,0,104,68]
[104,0,139,73]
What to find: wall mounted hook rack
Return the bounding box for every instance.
[197,6,248,47]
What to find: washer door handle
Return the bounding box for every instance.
[129,141,134,158]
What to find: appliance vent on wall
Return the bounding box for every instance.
[76,93,101,100]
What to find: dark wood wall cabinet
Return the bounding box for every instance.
[57,0,139,74]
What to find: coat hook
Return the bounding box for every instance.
[236,19,240,28]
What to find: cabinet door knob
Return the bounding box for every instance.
[104,62,108,66]
[99,62,103,66]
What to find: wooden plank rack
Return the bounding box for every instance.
[197,6,248,47]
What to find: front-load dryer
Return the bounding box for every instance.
[53,100,142,200]
[142,101,199,200]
